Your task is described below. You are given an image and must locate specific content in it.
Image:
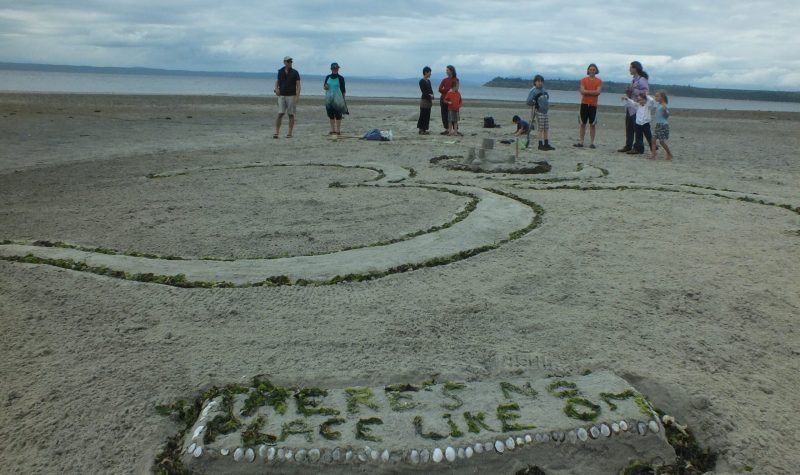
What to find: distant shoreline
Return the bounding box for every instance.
[483,77,800,103]
[2,91,799,121]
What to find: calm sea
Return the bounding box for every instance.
[1,69,799,112]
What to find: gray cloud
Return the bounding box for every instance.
[1,0,798,88]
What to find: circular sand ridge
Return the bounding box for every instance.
[0,162,540,286]
[2,162,467,260]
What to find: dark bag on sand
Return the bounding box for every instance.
[483,116,497,128]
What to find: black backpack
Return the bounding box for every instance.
[483,116,498,128]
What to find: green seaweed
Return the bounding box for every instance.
[319,417,345,440]
[464,411,494,433]
[279,419,314,442]
[295,387,340,416]
[355,417,383,442]
[563,397,601,421]
[204,392,241,444]
[385,383,420,411]
[496,402,536,431]
[546,380,579,399]
[345,387,379,413]
[241,415,277,446]
[442,381,466,410]
[413,415,447,440]
[500,382,539,400]
[241,378,291,416]
[442,413,464,437]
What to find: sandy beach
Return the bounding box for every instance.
[1,92,799,474]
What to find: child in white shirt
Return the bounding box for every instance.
[621,93,656,158]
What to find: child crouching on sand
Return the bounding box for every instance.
[653,90,673,160]
[443,80,463,136]
[512,115,530,136]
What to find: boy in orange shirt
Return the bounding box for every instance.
[443,80,463,136]
[574,63,603,148]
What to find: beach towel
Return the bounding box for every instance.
[325,77,349,115]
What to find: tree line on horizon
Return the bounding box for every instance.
[484,77,800,103]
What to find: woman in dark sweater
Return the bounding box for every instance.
[417,66,434,134]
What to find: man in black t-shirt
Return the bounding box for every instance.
[274,56,301,138]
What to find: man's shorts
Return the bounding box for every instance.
[278,96,297,115]
[448,110,460,123]
[535,111,549,131]
[579,103,598,125]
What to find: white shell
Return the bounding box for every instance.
[432,447,444,463]
[266,447,276,461]
[567,431,578,444]
[284,449,293,461]
[474,443,484,454]
[542,433,551,443]
[192,445,203,458]
[371,450,379,461]
[534,433,544,442]
[220,448,230,456]
[577,428,589,442]
[524,434,533,443]
[649,420,660,433]
[192,425,205,439]
[420,449,430,463]
[457,447,465,459]
[381,449,390,462]
[277,448,286,460]
[332,448,341,461]
[295,449,306,462]
[611,422,620,434]
[494,440,505,453]
[258,445,267,459]
[505,437,515,450]
[308,448,321,462]
[345,450,353,462]
[465,447,473,458]
[245,448,255,463]
[201,401,216,418]
[409,449,420,465]
[445,446,456,462]
[589,426,600,439]
[600,424,611,437]
[357,451,367,463]
[619,420,629,431]
[637,422,647,435]
[187,443,196,454]
[233,448,244,462]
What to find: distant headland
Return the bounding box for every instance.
[484,77,800,103]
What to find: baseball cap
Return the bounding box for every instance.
[283,56,293,62]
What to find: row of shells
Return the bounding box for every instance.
[185,418,662,463]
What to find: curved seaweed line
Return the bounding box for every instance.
[0,186,480,262]
[511,183,800,215]
[147,162,387,183]
[0,189,542,288]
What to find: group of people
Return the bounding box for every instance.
[618,61,673,160]
[272,55,348,138]
[272,56,672,160]
[417,65,464,136]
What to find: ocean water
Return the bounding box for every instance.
[1,69,799,112]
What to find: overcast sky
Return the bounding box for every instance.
[1,0,799,89]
